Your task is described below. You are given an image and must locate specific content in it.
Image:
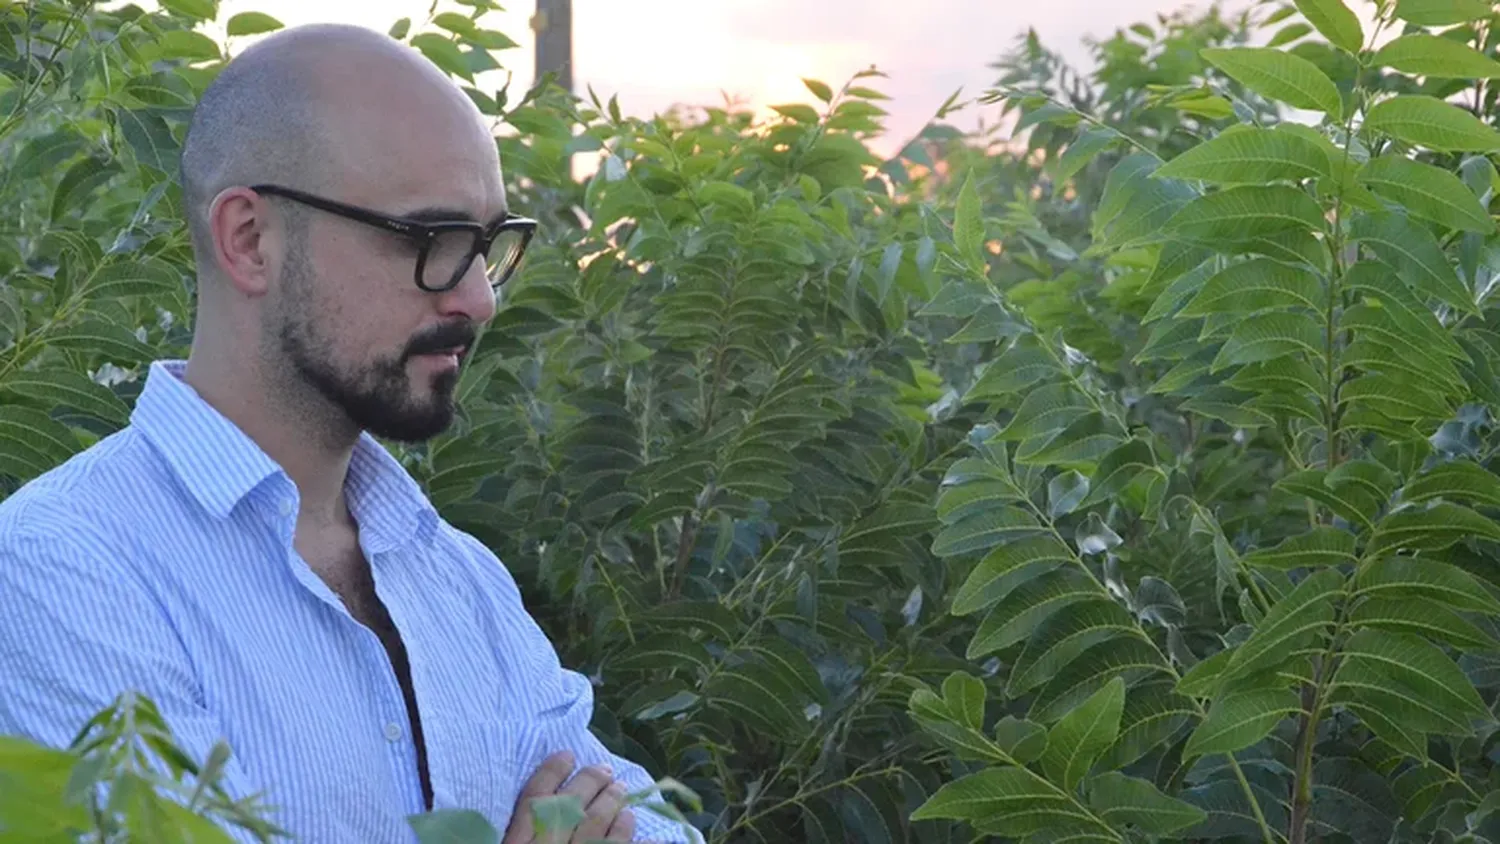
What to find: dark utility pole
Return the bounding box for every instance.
[533,0,573,93]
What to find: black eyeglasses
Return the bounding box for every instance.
[250,184,538,292]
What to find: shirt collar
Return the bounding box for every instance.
[131,360,438,551]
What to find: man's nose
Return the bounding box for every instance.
[435,254,499,325]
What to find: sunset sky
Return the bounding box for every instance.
[197,0,1382,155]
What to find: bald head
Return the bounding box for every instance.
[179,23,492,275]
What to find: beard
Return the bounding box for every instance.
[270,241,473,444]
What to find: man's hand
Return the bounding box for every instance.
[504,750,637,844]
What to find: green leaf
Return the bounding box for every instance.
[0,406,81,480]
[1040,676,1125,791]
[1177,648,1235,699]
[0,286,22,345]
[609,634,712,674]
[1210,311,1324,372]
[931,508,1042,558]
[911,690,1014,765]
[706,663,812,739]
[1358,156,1494,233]
[1092,154,1196,248]
[1029,637,1172,723]
[1370,502,1500,554]
[1393,0,1493,26]
[1241,526,1357,570]
[802,78,833,103]
[467,29,519,50]
[993,716,1049,763]
[1153,127,1330,185]
[1348,211,1476,314]
[952,535,1073,615]
[1000,384,1091,441]
[1050,128,1121,183]
[911,768,1084,835]
[0,369,130,426]
[966,341,1061,400]
[1220,568,1344,685]
[1201,46,1343,116]
[531,795,587,838]
[636,601,742,641]
[159,0,217,21]
[1348,595,1500,652]
[433,12,477,35]
[389,18,412,39]
[410,809,500,844]
[1267,22,1314,48]
[936,479,1026,525]
[1355,556,1500,614]
[410,34,473,81]
[1364,95,1500,153]
[1184,686,1303,758]
[876,242,902,302]
[1276,468,1379,529]
[1404,460,1500,508]
[943,672,987,731]
[1332,629,1488,735]
[1171,92,1237,119]
[1341,373,1453,421]
[968,569,1097,658]
[1373,33,1500,79]
[43,319,152,364]
[1082,438,1157,508]
[1179,257,1324,318]
[954,171,984,270]
[1341,260,1466,360]
[86,259,182,299]
[1166,185,1326,243]
[1097,682,1197,771]
[1007,598,1138,694]
[1088,771,1208,834]
[697,181,755,219]
[226,11,285,35]
[153,30,221,61]
[1018,411,1125,468]
[1294,0,1364,54]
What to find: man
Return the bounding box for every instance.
[0,22,694,844]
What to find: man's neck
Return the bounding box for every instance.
[182,353,357,528]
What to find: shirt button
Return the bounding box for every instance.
[279,500,293,517]
[384,722,403,742]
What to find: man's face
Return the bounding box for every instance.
[262,95,507,443]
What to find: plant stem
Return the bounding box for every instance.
[1287,653,1336,844]
[669,509,699,598]
[1228,754,1281,844]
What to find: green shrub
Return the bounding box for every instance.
[909,1,1500,842]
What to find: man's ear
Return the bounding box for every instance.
[208,186,279,298]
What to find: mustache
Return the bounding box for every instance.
[403,322,477,359]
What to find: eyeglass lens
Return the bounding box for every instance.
[423,228,528,290]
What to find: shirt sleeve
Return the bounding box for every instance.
[0,517,267,843]
[456,533,704,844]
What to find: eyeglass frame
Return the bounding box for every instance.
[249,183,539,292]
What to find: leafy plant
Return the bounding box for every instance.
[908,0,1500,842]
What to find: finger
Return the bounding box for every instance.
[524,751,577,799]
[559,763,615,806]
[572,781,627,844]
[605,806,636,842]
[502,751,577,844]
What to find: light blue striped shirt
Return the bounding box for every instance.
[0,360,694,843]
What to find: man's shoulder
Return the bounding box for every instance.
[0,426,166,548]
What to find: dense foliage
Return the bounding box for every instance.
[9,0,1500,842]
